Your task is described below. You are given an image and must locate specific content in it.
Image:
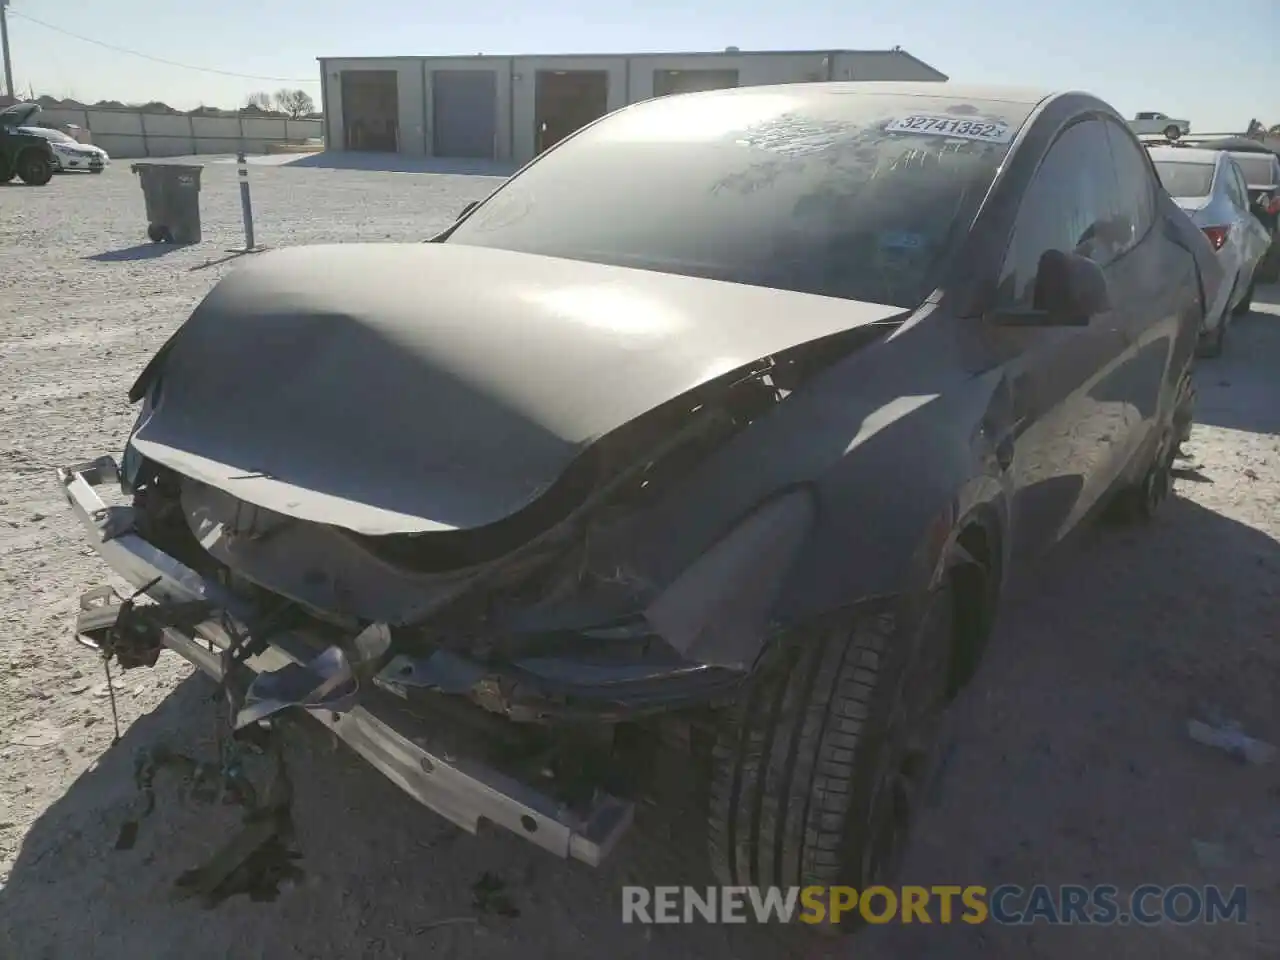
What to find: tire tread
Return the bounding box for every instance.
[707,610,895,888]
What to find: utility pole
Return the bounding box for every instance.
[0,0,14,101]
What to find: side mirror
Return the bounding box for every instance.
[457,200,479,220]
[990,250,1110,328]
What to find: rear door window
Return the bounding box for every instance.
[1223,161,1250,212]
[1232,154,1278,187]
[1151,161,1215,198]
[995,119,1124,308]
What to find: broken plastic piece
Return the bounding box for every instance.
[1187,719,1277,765]
[374,650,487,698]
[235,645,359,730]
[471,871,521,918]
[233,622,393,730]
[351,622,393,672]
[172,741,301,907]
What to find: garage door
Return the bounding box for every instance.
[432,70,498,159]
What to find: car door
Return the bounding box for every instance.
[1097,119,1197,476]
[988,117,1137,565]
[1224,159,1271,280]
[1210,159,1249,294]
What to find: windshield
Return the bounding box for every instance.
[1231,154,1277,188]
[445,89,1032,308]
[18,127,75,144]
[1153,160,1215,198]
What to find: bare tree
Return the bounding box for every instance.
[273,88,315,119]
[245,91,273,112]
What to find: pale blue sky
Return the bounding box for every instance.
[4,0,1276,130]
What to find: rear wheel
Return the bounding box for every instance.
[1109,423,1176,523]
[1257,243,1280,285]
[1232,280,1255,317]
[1163,124,1182,140]
[16,150,53,186]
[147,223,173,243]
[1197,316,1226,357]
[707,583,960,930]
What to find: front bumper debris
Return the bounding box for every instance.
[56,455,634,866]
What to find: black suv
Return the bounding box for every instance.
[0,102,56,186]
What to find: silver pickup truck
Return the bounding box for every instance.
[1129,111,1191,140]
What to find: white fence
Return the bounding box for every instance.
[30,107,324,159]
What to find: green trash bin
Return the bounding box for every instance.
[130,162,204,244]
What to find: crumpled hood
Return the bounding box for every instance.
[130,243,903,536]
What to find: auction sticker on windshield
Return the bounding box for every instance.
[885,115,1014,143]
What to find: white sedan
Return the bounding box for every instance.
[1148,145,1272,355]
[16,126,109,173]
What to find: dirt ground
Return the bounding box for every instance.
[1,160,1278,960]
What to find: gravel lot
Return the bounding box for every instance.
[1,158,1278,960]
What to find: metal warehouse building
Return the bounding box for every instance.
[317,48,948,166]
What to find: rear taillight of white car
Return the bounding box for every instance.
[1201,225,1229,251]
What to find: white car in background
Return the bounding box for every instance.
[1148,145,1271,355]
[1130,112,1191,140]
[16,126,109,173]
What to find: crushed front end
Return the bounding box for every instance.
[55,340,840,866]
[57,243,906,865]
[60,453,653,864]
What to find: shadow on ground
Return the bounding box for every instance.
[282,151,518,178]
[1190,286,1280,435]
[85,244,178,263]
[0,676,796,959]
[2,494,1277,960]
[849,494,1279,959]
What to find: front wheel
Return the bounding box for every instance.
[16,151,53,186]
[707,586,958,929]
[1163,124,1182,140]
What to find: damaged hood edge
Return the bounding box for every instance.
[130,243,907,536]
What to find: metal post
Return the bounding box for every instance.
[237,152,256,251]
[0,0,15,100]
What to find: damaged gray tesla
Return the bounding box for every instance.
[59,82,1213,917]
